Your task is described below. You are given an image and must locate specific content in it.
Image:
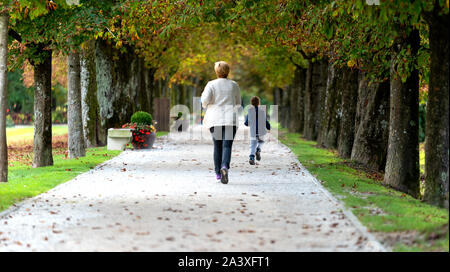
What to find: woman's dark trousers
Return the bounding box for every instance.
[210,126,237,175]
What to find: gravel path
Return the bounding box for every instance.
[0,125,385,252]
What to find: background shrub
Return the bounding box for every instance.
[131,111,153,125]
[6,115,15,128]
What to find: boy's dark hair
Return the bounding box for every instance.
[250,96,260,107]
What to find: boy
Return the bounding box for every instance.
[244,96,271,165]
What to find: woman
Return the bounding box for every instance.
[201,61,241,184]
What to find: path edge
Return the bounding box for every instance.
[0,150,129,220]
[276,139,389,252]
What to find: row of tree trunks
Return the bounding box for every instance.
[277,16,446,209]
[383,29,421,197]
[314,62,359,156]
[351,74,390,171]
[423,9,449,208]
[285,59,391,172]
[286,47,420,199]
[67,51,86,159]
[292,30,445,207]
[0,10,8,182]
[283,58,391,177]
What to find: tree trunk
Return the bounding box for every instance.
[314,59,328,141]
[95,39,145,131]
[317,62,342,148]
[303,60,315,140]
[0,10,8,182]
[288,66,305,133]
[304,60,327,140]
[337,67,359,158]
[351,73,390,171]
[32,48,53,168]
[273,87,281,106]
[81,40,105,147]
[135,57,150,112]
[281,86,290,128]
[423,11,449,208]
[384,29,420,197]
[144,68,156,115]
[297,67,306,134]
[67,51,86,158]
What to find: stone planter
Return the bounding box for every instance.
[107,128,131,150]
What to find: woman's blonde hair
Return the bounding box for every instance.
[214,61,230,78]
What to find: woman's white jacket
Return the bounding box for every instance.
[201,78,242,129]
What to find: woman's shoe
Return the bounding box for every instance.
[220,167,229,184]
[216,173,222,180]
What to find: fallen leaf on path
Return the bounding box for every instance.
[237,229,255,233]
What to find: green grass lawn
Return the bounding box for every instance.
[7,125,68,144]
[156,131,169,137]
[1,147,121,213]
[278,129,449,252]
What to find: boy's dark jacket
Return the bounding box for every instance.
[244,106,271,136]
